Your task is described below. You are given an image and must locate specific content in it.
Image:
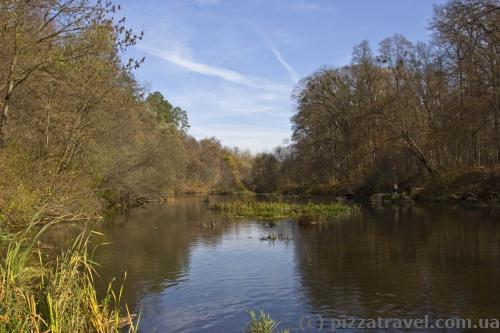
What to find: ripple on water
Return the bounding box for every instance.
[42,199,500,332]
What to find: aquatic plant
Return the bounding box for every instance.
[259,233,289,241]
[201,220,216,229]
[246,310,289,333]
[0,223,140,333]
[210,200,357,223]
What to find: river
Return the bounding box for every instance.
[42,197,500,332]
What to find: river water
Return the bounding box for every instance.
[43,197,500,332]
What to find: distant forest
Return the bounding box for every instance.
[255,0,499,193]
[1,0,499,224]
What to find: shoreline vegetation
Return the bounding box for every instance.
[0,223,139,333]
[209,200,358,223]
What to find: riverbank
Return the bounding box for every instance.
[266,167,500,206]
[416,167,500,204]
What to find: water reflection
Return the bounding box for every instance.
[41,197,500,332]
[93,197,303,332]
[294,205,500,327]
[93,199,234,313]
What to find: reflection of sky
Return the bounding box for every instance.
[115,0,447,152]
[136,221,308,333]
[43,199,500,332]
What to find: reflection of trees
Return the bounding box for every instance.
[43,197,233,314]
[293,206,500,320]
[98,197,239,311]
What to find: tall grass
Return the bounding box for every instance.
[0,223,140,333]
[210,200,357,223]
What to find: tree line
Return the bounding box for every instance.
[1,0,498,225]
[251,0,499,195]
[0,0,254,224]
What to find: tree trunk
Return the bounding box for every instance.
[0,79,15,149]
[397,125,439,178]
[0,47,19,149]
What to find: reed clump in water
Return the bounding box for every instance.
[259,232,289,241]
[0,223,139,333]
[210,200,356,223]
[245,310,289,333]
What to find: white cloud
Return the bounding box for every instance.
[136,40,295,151]
[162,52,249,84]
[169,82,293,151]
[189,124,289,153]
[285,1,335,13]
[141,45,292,93]
[194,0,220,5]
[267,41,300,83]
[172,83,292,117]
[251,27,300,84]
[292,2,322,11]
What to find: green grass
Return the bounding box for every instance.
[0,223,140,333]
[210,200,357,223]
[245,310,289,333]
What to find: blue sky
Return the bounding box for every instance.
[117,0,447,152]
